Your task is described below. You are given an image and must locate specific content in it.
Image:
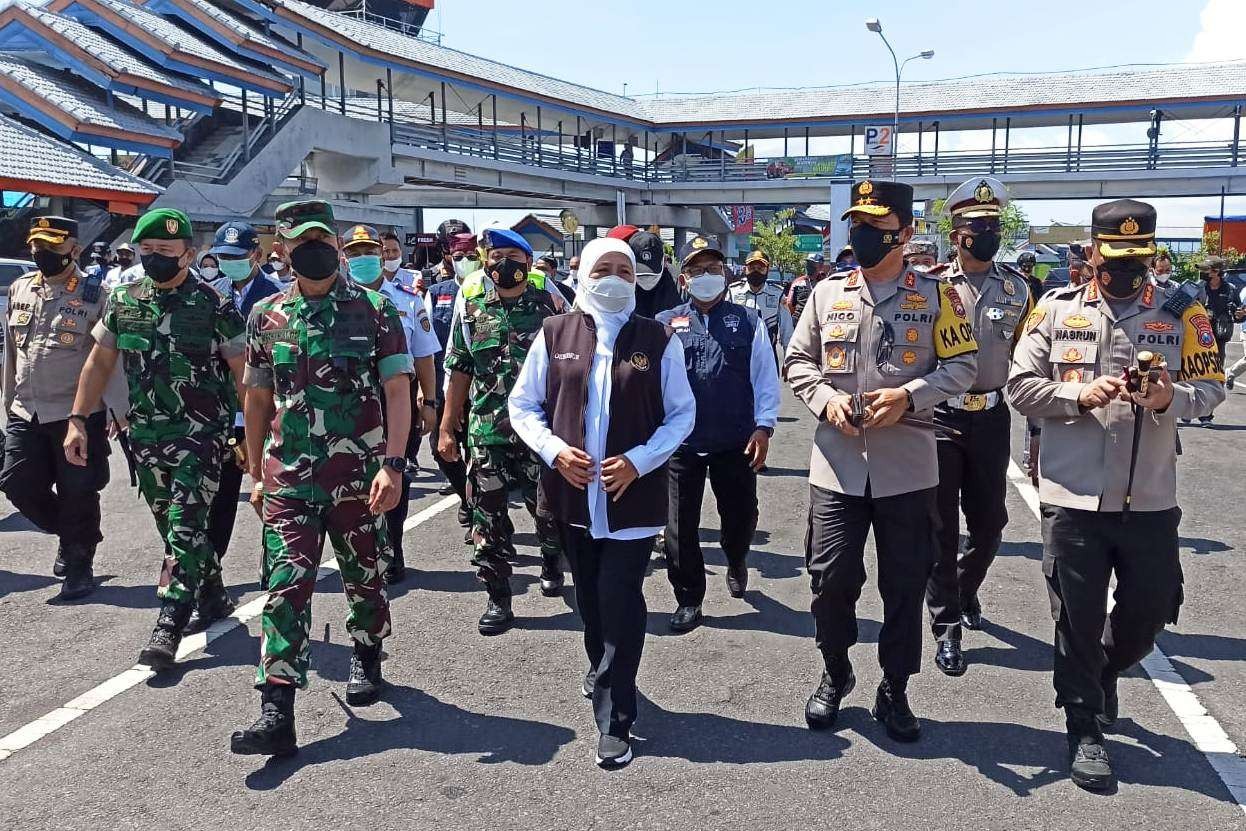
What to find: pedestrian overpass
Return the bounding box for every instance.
[3,0,1246,245]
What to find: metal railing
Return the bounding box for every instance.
[337,5,442,43]
[171,88,303,184]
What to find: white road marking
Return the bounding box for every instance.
[0,494,460,761]
[1007,459,1246,813]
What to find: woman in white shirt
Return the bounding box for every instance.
[509,238,695,769]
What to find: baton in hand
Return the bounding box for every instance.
[1121,350,1158,521]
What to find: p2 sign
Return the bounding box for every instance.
[864,126,892,156]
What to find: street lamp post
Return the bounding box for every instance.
[865,18,933,161]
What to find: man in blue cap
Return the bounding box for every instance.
[191,220,283,631]
[438,227,564,634]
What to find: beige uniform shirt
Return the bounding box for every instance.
[784,266,979,498]
[2,269,125,424]
[940,262,1034,392]
[1006,279,1225,512]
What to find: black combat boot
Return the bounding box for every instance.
[56,543,96,601]
[1067,708,1113,791]
[185,577,236,633]
[478,583,514,635]
[230,684,297,756]
[345,642,385,706]
[52,543,68,578]
[872,675,921,742]
[805,656,856,730]
[137,600,192,671]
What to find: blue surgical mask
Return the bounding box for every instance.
[347,254,383,284]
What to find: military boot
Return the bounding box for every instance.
[137,600,192,671]
[478,583,514,635]
[872,675,921,742]
[186,577,237,633]
[1067,709,1113,791]
[805,657,856,730]
[56,543,96,601]
[345,642,385,706]
[52,543,68,578]
[230,684,297,756]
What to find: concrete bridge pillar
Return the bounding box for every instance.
[673,227,689,253]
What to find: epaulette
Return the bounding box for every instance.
[827,268,855,281]
[925,263,953,280]
[728,278,745,288]
[1050,281,1086,299]
[81,269,104,303]
[996,262,1025,279]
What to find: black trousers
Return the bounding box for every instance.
[806,483,938,678]
[0,411,109,546]
[927,401,1011,640]
[1041,504,1182,716]
[560,523,652,739]
[207,425,246,567]
[665,445,758,607]
[432,398,469,509]
[384,473,413,561]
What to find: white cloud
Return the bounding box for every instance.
[1188,0,1246,62]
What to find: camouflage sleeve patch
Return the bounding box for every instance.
[1180,302,1226,382]
[244,305,275,389]
[374,295,413,380]
[215,295,248,361]
[934,283,977,359]
[444,310,475,376]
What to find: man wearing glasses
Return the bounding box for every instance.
[784,180,978,743]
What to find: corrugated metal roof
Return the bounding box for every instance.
[0,54,182,141]
[19,5,217,99]
[0,112,161,195]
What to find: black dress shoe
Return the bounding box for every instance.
[186,580,236,633]
[539,572,564,597]
[439,483,455,496]
[596,734,633,768]
[960,596,983,631]
[1068,734,1113,791]
[668,605,702,633]
[478,595,514,635]
[725,564,748,598]
[581,668,596,699]
[1097,674,1119,729]
[231,684,297,757]
[457,505,471,527]
[805,665,856,730]
[871,677,921,742]
[384,554,407,586]
[935,639,967,677]
[345,643,385,706]
[137,601,192,671]
[52,544,68,578]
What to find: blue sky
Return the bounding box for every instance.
[424,0,1245,236]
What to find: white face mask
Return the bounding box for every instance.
[568,269,578,281]
[1154,271,1170,284]
[383,258,402,272]
[582,274,635,314]
[688,273,726,302]
[453,258,476,279]
[635,272,662,291]
[200,266,219,280]
[271,260,286,272]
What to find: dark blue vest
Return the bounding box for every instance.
[427,277,460,390]
[657,300,757,452]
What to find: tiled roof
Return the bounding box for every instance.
[0,113,161,195]
[87,0,288,86]
[634,62,1246,126]
[279,0,640,120]
[152,0,325,69]
[0,54,182,141]
[20,5,217,99]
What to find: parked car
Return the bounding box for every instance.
[0,257,35,355]
[1042,267,1071,294]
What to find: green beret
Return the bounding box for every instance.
[132,208,192,243]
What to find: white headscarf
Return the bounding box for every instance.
[573,237,637,333]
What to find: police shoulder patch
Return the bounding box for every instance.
[1023,307,1046,333]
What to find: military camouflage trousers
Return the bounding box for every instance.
[468,442,561,593]
[255,493,392,689]
[136,445,222,605]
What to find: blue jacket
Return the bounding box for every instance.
[657,300,759,452]
[211,271,283,319]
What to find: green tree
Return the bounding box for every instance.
[749,208,804,276]
[1172,232,1243,283]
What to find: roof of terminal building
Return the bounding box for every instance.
[134,0,325,73]
[0,54,182,143]
[0,112,161,197]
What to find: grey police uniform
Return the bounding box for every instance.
[784,265,978,677]
[728,280,794,352]
[0,267,125,549]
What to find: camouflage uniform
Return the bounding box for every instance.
[93,273,245,603]
[444,281,561,592]
[245,277,413,688]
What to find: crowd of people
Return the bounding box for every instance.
[1,174,1227,786]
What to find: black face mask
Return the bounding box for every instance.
[140,251,185,283]
[746,271,767,287]
[490,258,527,290]
[960,231,1002,262]
[33,250,73,277]
[1097,259,1149,298]
[289,239,340,280]
[849,224,903,269]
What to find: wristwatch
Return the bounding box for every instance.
[755,425,774,437]
[68,413,89,426]
[382,456,406,473]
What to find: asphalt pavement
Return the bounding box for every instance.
[0,378,1244,830]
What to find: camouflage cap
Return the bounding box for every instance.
[275,199,335,240]
[132,208,192,242]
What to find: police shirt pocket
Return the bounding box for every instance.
[886,345,931,379]
[8,312,32,348]
[116,332,151,352]
[988,305,1022,340]
[1051,342,1098,384]
[821,322,859,375]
